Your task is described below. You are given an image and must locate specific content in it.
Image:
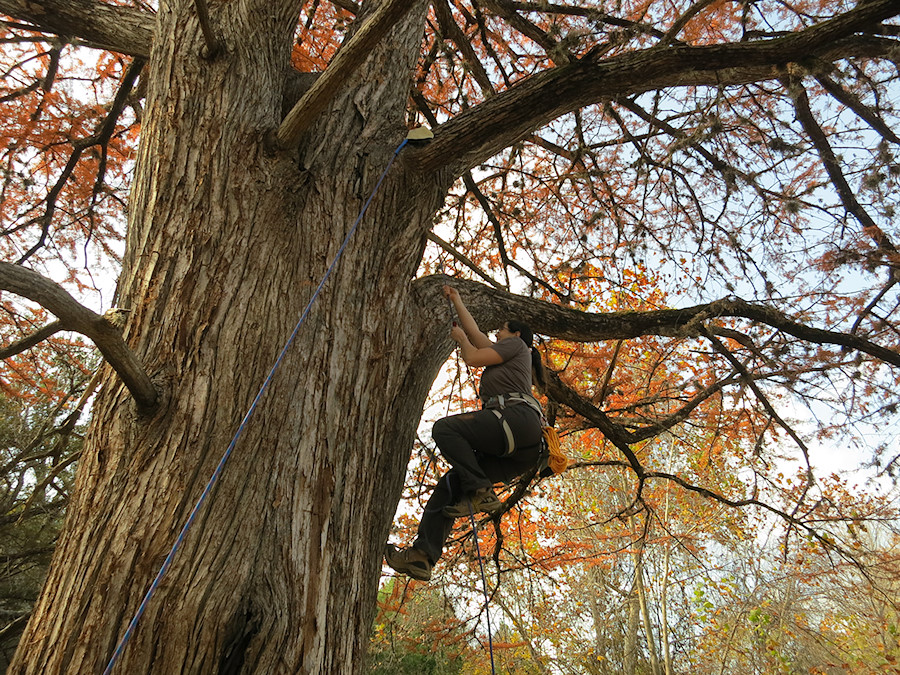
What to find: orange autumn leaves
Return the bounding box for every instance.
[0,36,136,267]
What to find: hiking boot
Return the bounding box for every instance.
[442,487,502,518]
[384,544,432,581]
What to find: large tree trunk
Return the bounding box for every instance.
[10,2,444,672]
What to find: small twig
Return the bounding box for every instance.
[703,328,815,503]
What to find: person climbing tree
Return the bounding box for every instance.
[384,284,547,581]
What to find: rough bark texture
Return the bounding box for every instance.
[9,1,445,672]
[0,0,153,57]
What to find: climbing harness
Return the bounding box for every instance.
[468,501,497,675]
[103,133,416,674]
[483,391,567,474]
[484,391,543,457]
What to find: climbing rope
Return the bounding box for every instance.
[103,136,410,674]
[468,502,497,675]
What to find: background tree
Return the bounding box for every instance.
[0,0,899,672]
[0,331,93,669]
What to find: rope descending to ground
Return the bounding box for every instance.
[468,502,497,675]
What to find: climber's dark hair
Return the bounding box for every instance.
[506,320,546,390]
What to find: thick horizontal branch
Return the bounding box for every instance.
[0,262,158,411]
[276,0,416,147]
[411,0,900,175]
[0,0,154,58]
[414,276,900,369]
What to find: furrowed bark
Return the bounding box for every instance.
[0,0,154,58]
[276,0,418,146]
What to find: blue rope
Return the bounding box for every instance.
[103,137,409,674]
[468,503,497,675]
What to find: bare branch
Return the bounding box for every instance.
[276,0,417,147]
[16,450,80,522]
[852,276,899,335]
[482,0,570,65]
[658,0,718,48]
[328,0,358,14]
[426,232,505,289]
[433,0,494,99]
[462,171,570,301]
[815,70,900,145]
[0,0,154,58]
[703,329,815,493]
[192,0,222,58]
[0,319,63,358]
[0,263,158,411]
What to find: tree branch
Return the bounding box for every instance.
[0,319,63,358]
[482,0,570,65]
[276,0,417,147]
[461,171,569,301]
[785,71,900,269]
[17,56,145,263]
[544,370,645,476]
[192,0,222,58]
[410,0,900,175]
[433,0,494,99]
[414,276,900,370]
[814,70,900,145]
[0,263,158,412]
[0,0,154,58]
[328,0,358,14]
[703,329,815,499]
[425,232,505,289]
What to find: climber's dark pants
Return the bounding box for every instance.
[413,404,542,564]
